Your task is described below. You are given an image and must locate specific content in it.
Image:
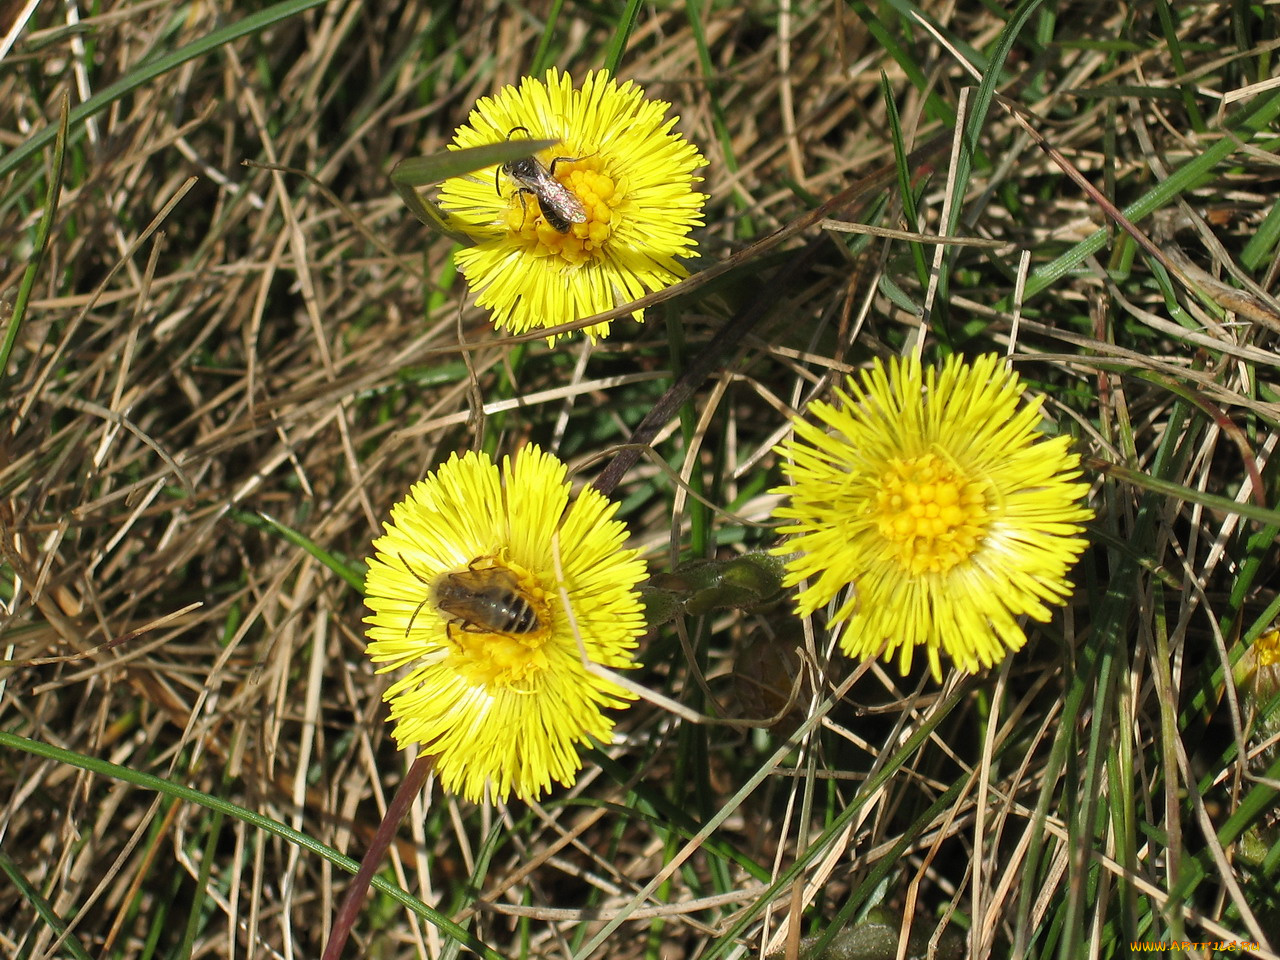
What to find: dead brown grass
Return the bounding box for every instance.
[3,1,1280,958]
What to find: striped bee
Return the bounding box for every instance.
[434,561,541,636]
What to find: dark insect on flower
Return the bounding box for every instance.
[433,560,541,636]
[497,126,588,233]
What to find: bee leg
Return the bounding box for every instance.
[494,169,530,229]
[404,596,432,637]
[514,188,536,231]
[548,151,594,175]
[397,552,435,637]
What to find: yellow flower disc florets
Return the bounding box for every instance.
[874,454,990,575]
[1256,629,1280,668]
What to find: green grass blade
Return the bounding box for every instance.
[0,94,67,381]
[932,0,1048,314]
[1239,198,1280,270]
[1004,86,1280,309]
[952,0,1050,211]
[879,0,989,74]
[846,1,955,126]
[529,0,568,76]
[0,849,95,960]
[178,804,225,960]
[601,0,644,75]
[686,0,752,235]
[881,72,929,289]
[239,510,366,592]
[1153,0,1206,132]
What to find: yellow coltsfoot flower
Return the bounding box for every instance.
[364,446,647,802]
[438,68,707,341]
[771,354,1093,680]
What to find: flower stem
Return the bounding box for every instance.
[321,754,436,960]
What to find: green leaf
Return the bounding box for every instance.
[391,139,555,245]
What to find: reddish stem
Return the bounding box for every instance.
[321,753,436,960]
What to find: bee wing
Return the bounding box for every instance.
[519,167,586,224]
[542,179,587,223]
[449,564,522,595]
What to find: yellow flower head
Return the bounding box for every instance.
[771,354,1093,680]
[363,446,647,802]
[1256,629,1280,668]
[437,68,707,342]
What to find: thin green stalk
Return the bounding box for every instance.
[0,96,67,381]
[685,0,752,235]
[529,0,569,76]
[601,0,644,76]
[0,850,94,960]
[881,73,929,290]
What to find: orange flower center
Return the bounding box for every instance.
[873,453,989,575]
[502,152,617,265]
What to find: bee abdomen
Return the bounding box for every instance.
[500,593,539,634]
[434,562,545,637]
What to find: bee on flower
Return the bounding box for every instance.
[771,354,1093,680]
[363,446,647,802]
[437,68,708,342]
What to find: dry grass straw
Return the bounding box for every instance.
[3,1,1280,958]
